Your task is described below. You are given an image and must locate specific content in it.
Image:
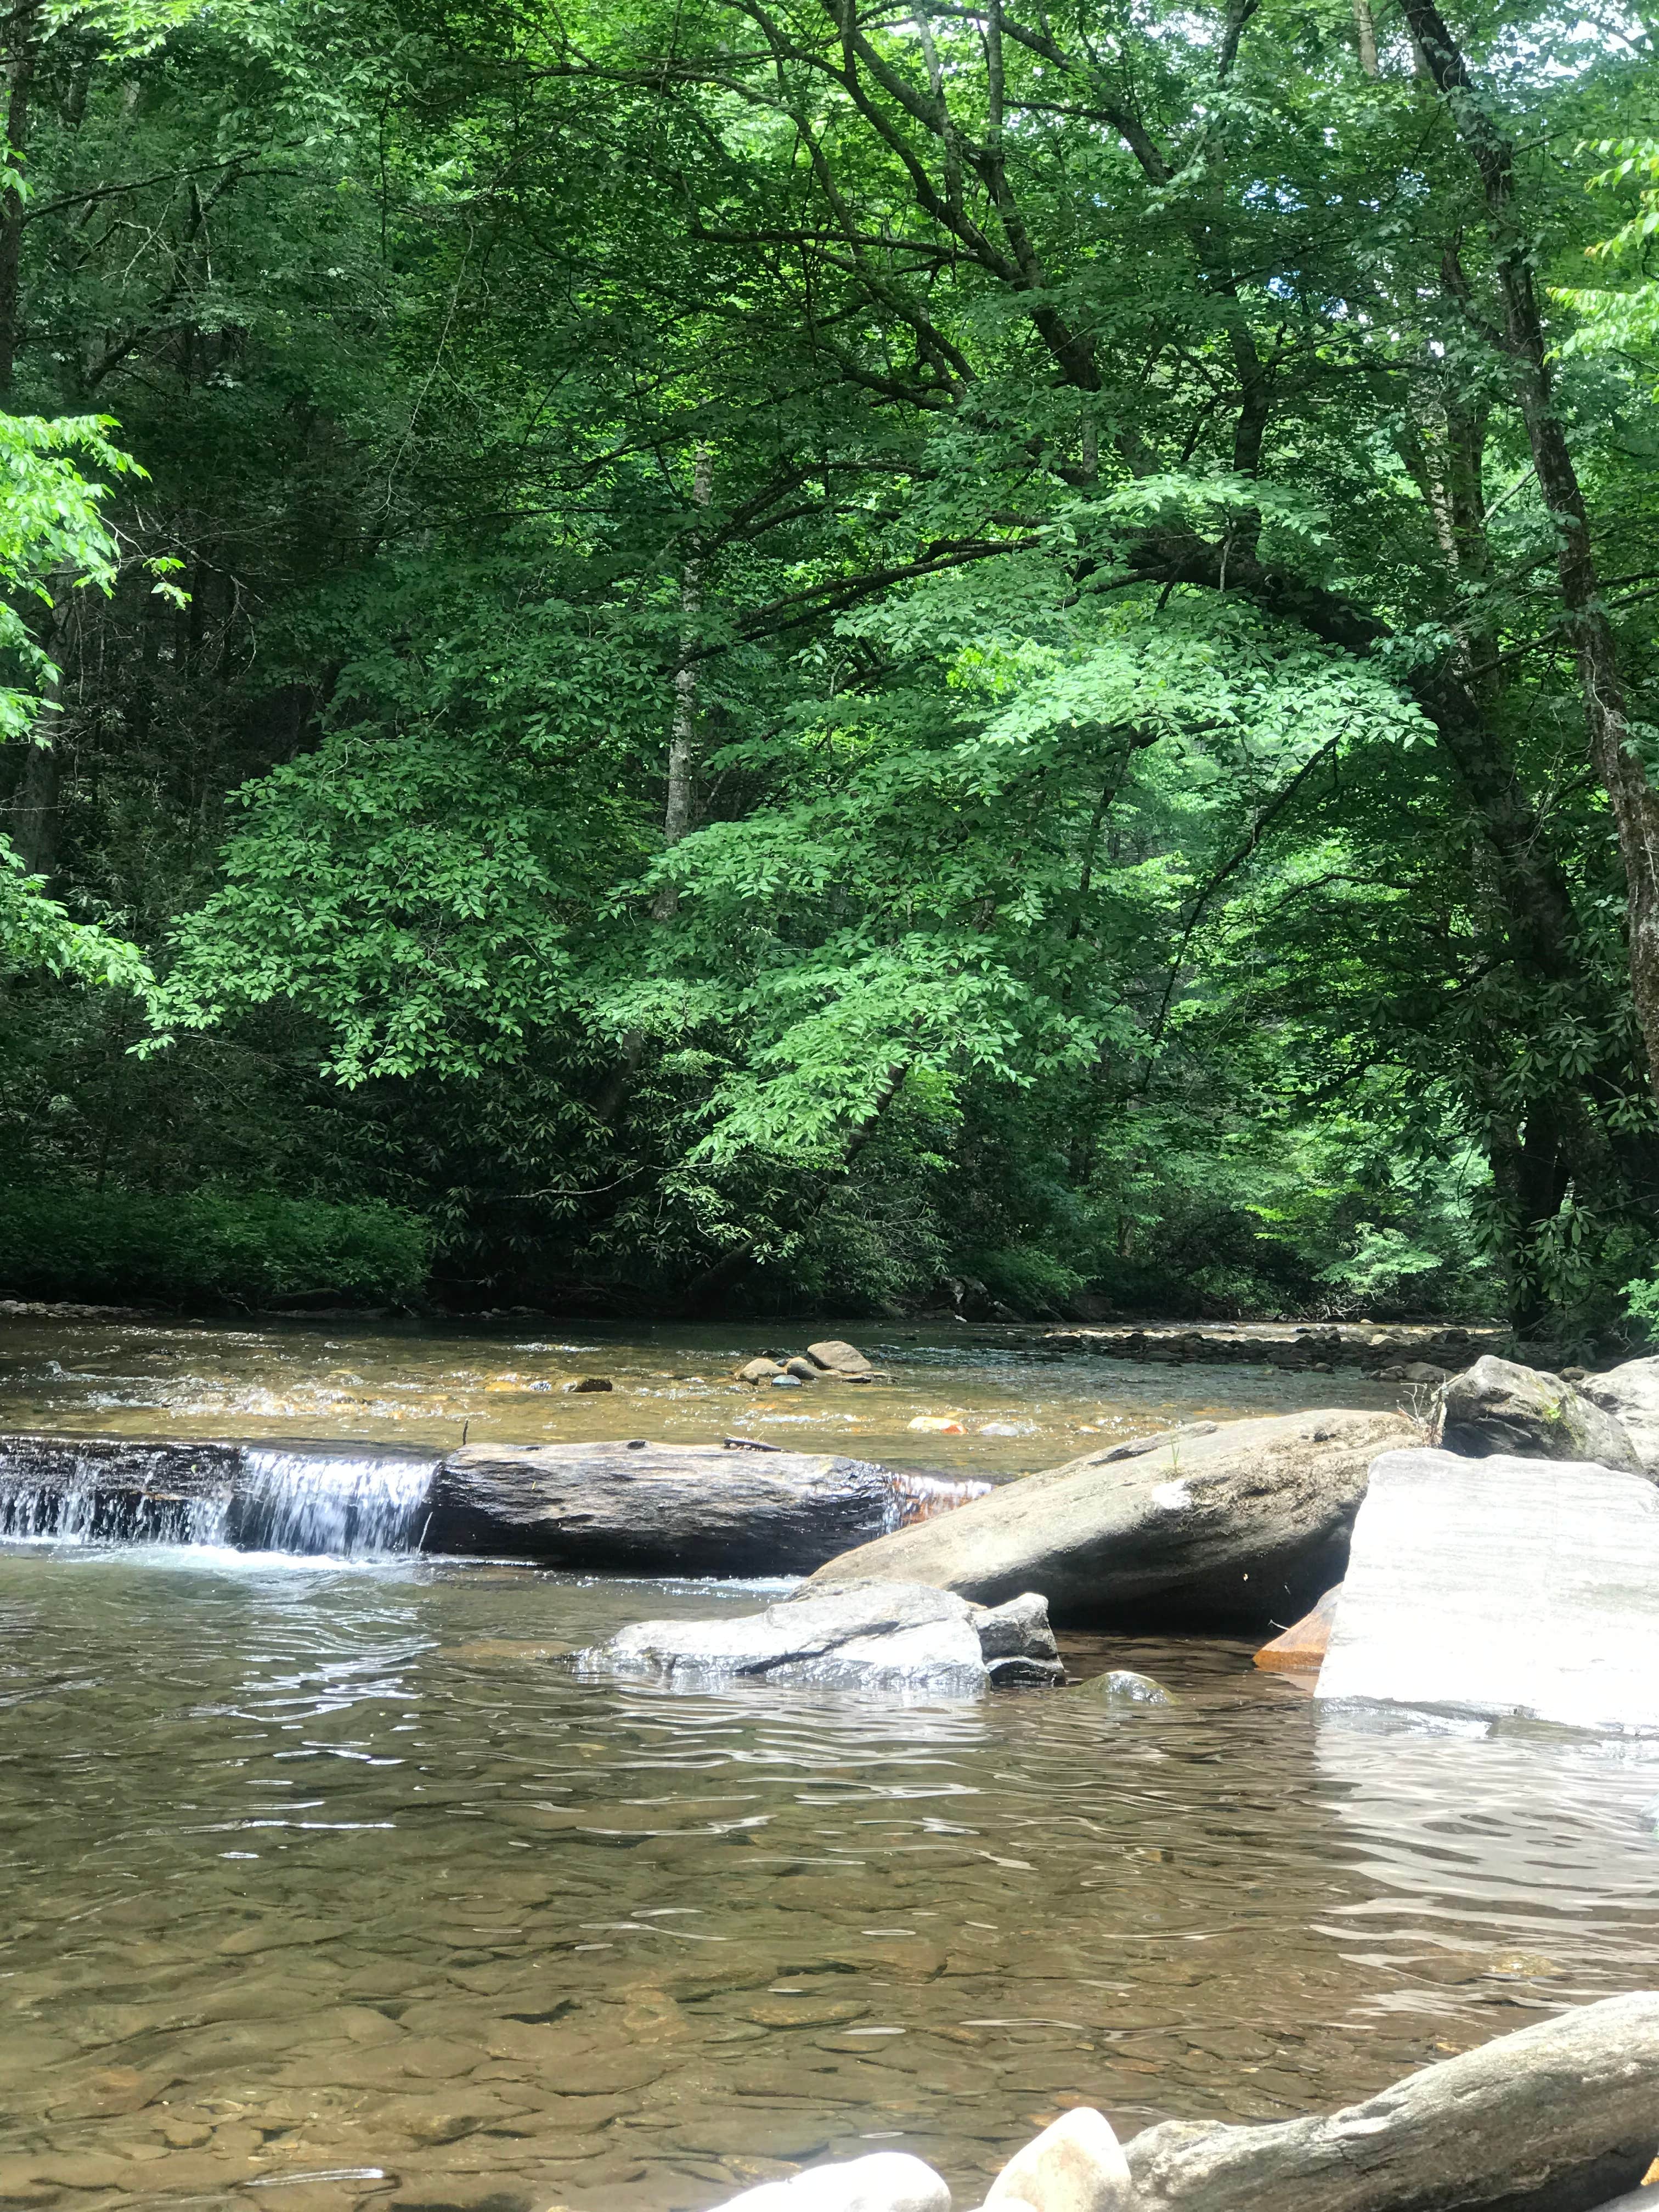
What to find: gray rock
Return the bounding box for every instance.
[784,1357,820,1381]
[1316,1447,1659,1731]
[716,2151,950,2212]
[1582,1353,1659,1472]
[422,1442,982,1575]
[771,1374,804,1387]
[607,1581,990,1697]
[603,1581,1063,1699]
[970,1591,1066,1685]
[806,1338,873,1376]
[738,1357,784,1384]
[1125,1990,1659,2212]
[558,1375,613,1393]
[805,1409,1416,1630]
[1076,1668,1174,1704]
[988,2108,1135,2212]
[1438,1353,1640,1471]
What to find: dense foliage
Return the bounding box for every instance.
[2,0,1656,1330]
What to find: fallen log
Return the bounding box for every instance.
[1124,1989,1659,2212]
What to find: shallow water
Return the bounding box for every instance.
[1,1316,1649,2212]
[3,1547,1659,2212]
[0,1312,1405,1477]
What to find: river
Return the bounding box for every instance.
[2,1312,1656,2212]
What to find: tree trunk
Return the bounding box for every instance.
[0,4,38,394]
[1400,0,1659,1101]
[1351,0,1380,75]
[651,439,712,924]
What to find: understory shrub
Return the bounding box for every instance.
[0,1187,430,1307]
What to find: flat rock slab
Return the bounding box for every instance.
[602,1581,1062,1699]
[1317,1448,1659,1731]
[1126,1990,1659,2212]
[806,1410,1414,1630]
[424,1442,988,1575]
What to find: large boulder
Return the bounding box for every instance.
[1437,1353,1640,1471]
[602,1579,1060,1697]
[1582,1353,1659,1472]
[806,1339,874,1377]
[805,1410,1415,1630]
[1125,1990,1659,2212]
[1316,1447,1659,1730]
[423,1441,989,1573]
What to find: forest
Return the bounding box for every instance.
[1,0,1656,1336]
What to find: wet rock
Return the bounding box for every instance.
[605,1581,1062,1698]
[559,1375,613,1393]
[1438,1353,1640,1471]
[1125,1990,1659,2212]
[806,1339,874,1376]
[715,2149,950,2212]
[808,1409,1415,1631]
[784,1358,820,1381]
[970,1591,1065,1684]
[1582,1353,1659,1471]
[424,1441,980,1575]
[910,1415,966,1434]
[1253,1583,1342,1673]
[738,1358,785,1384]
[1076,1669,1173,1704]
[986,2107,1135,2212]
[1317,1448,1659,1730]
[771,1374,804,1388]
[606,1580,990,1697]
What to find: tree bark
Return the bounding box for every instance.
[1400,0,1659,1099]
[652,439,712,924]
[0,2,38,394]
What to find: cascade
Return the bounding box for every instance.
[228,1448,436,1556]
[0,1436,438,1559]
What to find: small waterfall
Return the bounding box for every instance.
[0,1435,437,1560]
[885,1469,994,1531]
[0,1482,231,1547]
[228,1449,435,1558]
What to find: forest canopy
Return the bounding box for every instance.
[2,0,1657,1333]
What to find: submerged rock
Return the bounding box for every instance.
[1125,1990,1659,2212]
[1253,1583,1342,1672]
[603,1580,1063,1698]
[1317,1447,1659,1730]
[986,2108,1135,2212]
[1438,1353,1640,1471]
[558,1375,613,1393]
[717,2151,949,2212]
[806,1409,1415,1630]
[1075,1669,1173,1705]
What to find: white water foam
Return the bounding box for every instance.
[230,1451,434,1558]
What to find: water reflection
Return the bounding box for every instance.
[1,1550,1656,2212]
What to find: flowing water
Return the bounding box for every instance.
[2,1313,1656,2212]
[0,1310,1409,1476]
